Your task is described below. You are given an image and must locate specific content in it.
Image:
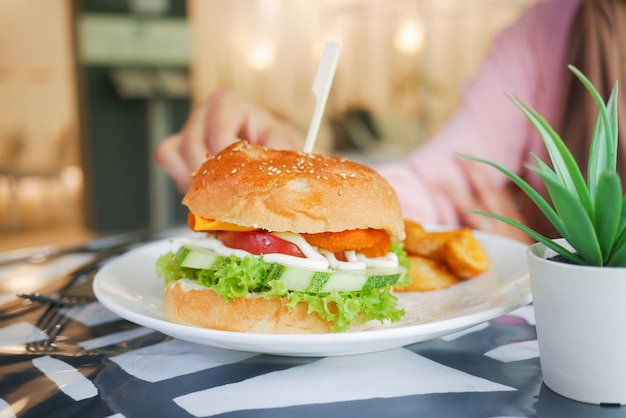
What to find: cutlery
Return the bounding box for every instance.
[0,236,142,318]
[17,271,97,306]
[0,229,151,267]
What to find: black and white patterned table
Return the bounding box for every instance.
[1,256,625,417]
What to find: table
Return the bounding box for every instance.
[1,249,625,418]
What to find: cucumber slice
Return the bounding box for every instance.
[173,246,222,269]
[172,245,404,293]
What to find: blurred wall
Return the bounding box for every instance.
[0,0,78,153]
[188,0,538,161]
[0,0,82,232]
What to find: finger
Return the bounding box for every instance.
[155,133,194,193]
[179,103,211,171]
[259,118,306,151]
[456,158,503,213]
[203,89,252,154]
[451,160,533,242]
[435,163,503,231]
[436,174,476,215]
[436,180,488,231]
[204,89,305,152]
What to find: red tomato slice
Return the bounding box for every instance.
[217,231,305,258]
[334,252,347,262]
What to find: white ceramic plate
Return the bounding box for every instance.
[93,232,531,357]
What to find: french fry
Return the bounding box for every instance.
[444,228,490,279]
[397,255,458,292]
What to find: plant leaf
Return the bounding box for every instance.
[569,64,615,140]
[508,94,594,217]
[587,109,607,199]
[607,199,626,266]
[587,86,619,199]
[529,153,558,181]
[607,228,626,266]
[619,194,626,234]
[465,210,585,265]
[457,152,564,232]
[523,154,570,239]
[569,65,618,172]
[593,171,622,262]
[528,165,603,265]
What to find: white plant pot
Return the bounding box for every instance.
[528,239,626,405]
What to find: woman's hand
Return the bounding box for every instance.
[155,88,305,193]
[440,158,534,244]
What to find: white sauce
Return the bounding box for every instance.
[358,251,399,269]
[175,232,399,271]
[319,249,366,270]
[177,278,206,291]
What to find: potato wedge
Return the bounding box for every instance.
[403,220,460,262]
[397,255,459,292]
[444,228,490,278]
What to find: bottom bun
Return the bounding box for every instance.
[164,280,333,334]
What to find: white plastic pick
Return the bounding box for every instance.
[303,41,340,154]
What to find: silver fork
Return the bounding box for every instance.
[25,302,78,353]
[0,241,131,319]
[17,271,97,306]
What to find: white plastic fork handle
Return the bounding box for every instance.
[303,41,340,154]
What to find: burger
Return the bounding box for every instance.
[156,140,408,333]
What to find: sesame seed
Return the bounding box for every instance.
[231,168,238,174]
[216,155,222,160]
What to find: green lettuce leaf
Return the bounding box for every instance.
[390,242,411,288]
[155,252,405,332]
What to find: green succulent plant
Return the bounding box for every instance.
[460,65,626,267]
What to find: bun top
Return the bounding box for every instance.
[183,140,405,241]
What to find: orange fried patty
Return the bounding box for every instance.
[303,229,391,258]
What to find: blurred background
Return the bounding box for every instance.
[0,0,537,251]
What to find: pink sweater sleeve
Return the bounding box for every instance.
[377,0,581,225]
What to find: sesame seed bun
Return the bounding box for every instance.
[182,140,405,241]
[164,280,333,334]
